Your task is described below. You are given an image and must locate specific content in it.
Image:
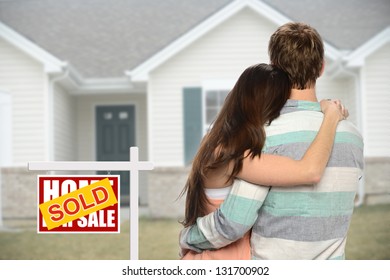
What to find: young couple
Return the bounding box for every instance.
[179,22,364,260]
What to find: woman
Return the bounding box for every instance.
[179,63,348,260]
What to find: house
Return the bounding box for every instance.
[0,0,389,220]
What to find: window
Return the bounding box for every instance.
[183,81,233,165]
[202,80,234,134]
[204,90,229,133]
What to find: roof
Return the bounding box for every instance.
[262,0,390,50]
[0,0,389,79]
[0,21,66,73]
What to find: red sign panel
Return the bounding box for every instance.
[37,175,120,233]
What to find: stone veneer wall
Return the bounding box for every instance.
[146,167,189,219]
[146,159,390,218]
[1,166,40,219]
[363,158,390,205]
[1,159,389,220]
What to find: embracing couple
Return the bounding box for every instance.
[178,22,364,260]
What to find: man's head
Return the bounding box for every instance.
[268,22,324,90]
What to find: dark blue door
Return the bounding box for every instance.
[96,105,135,204]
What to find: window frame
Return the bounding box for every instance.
[201,80,235,135]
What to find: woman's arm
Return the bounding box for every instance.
[236,99,348,186]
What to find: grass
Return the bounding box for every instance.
[0,203,389,260]
[345,203,390,259]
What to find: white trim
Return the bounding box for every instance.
[126,0,342,81]
[324,43,344,62]
[247,0,341,61]
[336,67,365,205]
[0,21,66,73]
[127,0,250,81]
[146,82,154,164]
[359,67,368,156]
[49,70,70,161]
[63,65,143,94]
[345,27,390,67]
[71,78,141,95]
[52,64,144,95]
[202,79,235,91]
[201,80,233,134]
[0,22,143,96]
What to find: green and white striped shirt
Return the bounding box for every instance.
[180,100,364,260]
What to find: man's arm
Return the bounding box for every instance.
[179,179,269,255]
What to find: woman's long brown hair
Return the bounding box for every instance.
[180,63,290,227]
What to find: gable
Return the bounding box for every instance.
[1,1,388,80]
[0,22,65,74]
[0,0,232,78]
[127,0,342,82]
[345,27,390,67]
[262,0,390,50]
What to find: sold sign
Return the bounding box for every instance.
[37,176,120,233]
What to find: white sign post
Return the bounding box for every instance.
[28,146,153,260]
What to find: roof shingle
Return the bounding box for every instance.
[1,0,388,78]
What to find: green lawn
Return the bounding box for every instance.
[0,203,389,260]
[345,203,390,259]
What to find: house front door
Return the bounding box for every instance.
[96,105,135,205]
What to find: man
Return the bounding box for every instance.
[179,22,364,259]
